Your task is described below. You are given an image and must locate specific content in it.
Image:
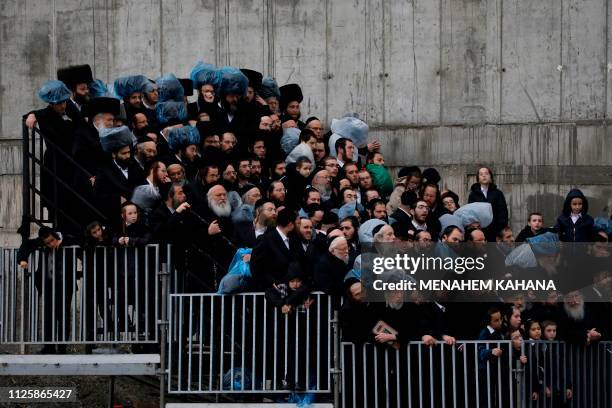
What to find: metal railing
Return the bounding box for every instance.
[21,123,107,237]
[1,244,172,345]
[522,340,612,408]
[340,340,612,408]
[167,292,334,394]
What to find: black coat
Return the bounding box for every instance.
[33,106,80,229]
[390,208,414,240]
[313,252,352,297]
[468,183,509,241]
[251,228,295,290]
[554,189,595,242]
[94,160,146,229]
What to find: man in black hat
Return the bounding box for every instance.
[57,64,93,123]
[72,97,121,225]
[94,126,146,230]
[279,83,305,129]
[134,135,157,171]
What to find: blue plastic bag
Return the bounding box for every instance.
[217,248,252,294]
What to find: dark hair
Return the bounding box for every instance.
[339,187,355,200]
[343,161,358,172]
[464,227,484,242]
[302,187,321,205]
[305,116,320,125]
[477,166,495,184]
[524,319,541,337]
[250,136,266,148]
[303,203,324,218]
[277,208,297,228]
[167,182,183,200]
[38,226,59,241]
[367,198,386,212]
[528,212,543,222]
[400,190,418,207]
[496,226,513,239]
[267,180,285,197]
[487,306,502,321]
[254,198,274,215]
[540,320,557,330]
[335,138,351,154]
[441,225,462,240]
[296,156,312,168]
[366,151,383,164]
[299,129,317,143]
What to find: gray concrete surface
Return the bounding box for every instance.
[1,0,612,243]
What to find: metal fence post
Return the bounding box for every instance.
[332,309,341,408]
[514,357,524,408]
[159,262,169,408]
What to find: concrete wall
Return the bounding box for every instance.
[1,0,612,244]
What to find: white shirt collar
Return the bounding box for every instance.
[276,227,290,248]
[412,219,427,231]
[114,160,129,179]
[487,325,496,334]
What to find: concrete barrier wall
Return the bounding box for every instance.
[1,0,611,242]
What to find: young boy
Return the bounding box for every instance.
[284,156,313,210]
[516,212,546,242]
[265,262,312,314]
[555,189,594,242]
[477,307,505,406]
[541,320,573,405]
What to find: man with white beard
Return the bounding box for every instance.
[558,289,604,345]
[313,236,352,297]
[310,168,334,211]
[205,184,234,237]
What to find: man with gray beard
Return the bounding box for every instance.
[310,168,334,205]
[558,289,605,345]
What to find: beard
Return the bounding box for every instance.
[74,92,89,105]
[115,158,130,169]
[222,99,238,114]
[386,300,403,310]
[564,302,585,321]
[208,198,232,218]
[261,216,277,228]
[313,183,332,201]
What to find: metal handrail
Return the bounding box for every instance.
[21,122,108,237]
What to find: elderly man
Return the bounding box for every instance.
[311,168,333,203]
[313,236,352,298]
[134,136,157,171]
[167,164,186,184]
[558,289,604,345]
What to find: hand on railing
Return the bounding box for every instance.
[519,355,527,364]
[587,328,602,345]
[25,113,37,129]
[491,347,503,357]
[19,260,28,269]
[421,334,437,347]
[117,237,130,246]
[441,335,456,346]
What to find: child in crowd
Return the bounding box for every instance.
[524,319,545,402]
[541,320,573,405]
[265,262,313,314]
[516,212,546,242]
[555,189,595,242]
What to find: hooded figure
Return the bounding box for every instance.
[280,127,301,156]
[113,75,149,100]
[34,80,81,231]
[164,126,200,181]
[328,117,368,160]
[189,61,222,117]
[454,202,493,229]
[156,73,185,103]
[178,78,194,97]
[554,189,595,242]
[156,101,187,126]
[89,79,113,98]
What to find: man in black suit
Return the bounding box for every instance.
[390,190,417,240]
[250,208,297,291]
[94,126,146,230]
[233,198,277,248]
[17,227,81,351]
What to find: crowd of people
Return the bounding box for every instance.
[18,62,612,370]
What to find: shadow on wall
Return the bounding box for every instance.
[525,191,612,228]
